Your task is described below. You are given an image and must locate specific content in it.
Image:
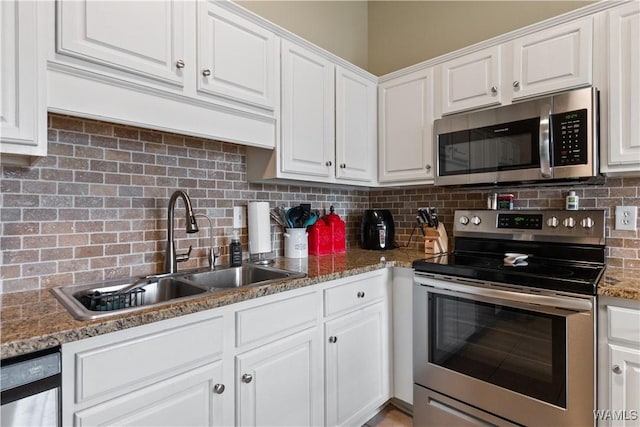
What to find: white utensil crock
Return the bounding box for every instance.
[284,228,308,258]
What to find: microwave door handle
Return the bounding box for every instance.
[539,105,552,178]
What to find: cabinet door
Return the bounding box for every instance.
[57,0,185,86]
[236,328,323,426]
[74,362,229,427]
[378,68,434,183]
[335,67,377,182]
[281,40,335,179]
[512,17,593,100]
[605,2,640,170]
[198,2,277,111]
[0,0,46,161]
[608,344,640,427]
[325,302,390,427]
[440,46,501,114]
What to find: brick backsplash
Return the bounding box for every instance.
[1,114,639,294]
[0,114,369,294]
[370,179,640,269]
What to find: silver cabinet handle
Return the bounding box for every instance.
[202,69,211,77]
[425,164,432,171]
[325,161,332,167]
[513,81,520,88]
[176,60,185,69]
[329,336,337,343]
[340,163,346,169]
[357,291,365,298]
[242,373,253,383]
[612,365,623,374]
[213,383,225,394]
[490,86,498,94]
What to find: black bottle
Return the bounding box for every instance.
[230,230,242,267]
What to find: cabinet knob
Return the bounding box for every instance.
[357,291,365,298]
[176,60,185,69]
[202,69,212,77]
[612,365,623,375]
[325,161,333,167]
[513,80,520,89]
[340,163,346,169]
[490,86,498,94]
[425,164,432,171]
[213,383,225,394]
[329,336,338,344]
[242,373,253,383]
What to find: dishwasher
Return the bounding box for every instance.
[1,347,61,427]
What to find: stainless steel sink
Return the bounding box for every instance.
[180,264,306,289]
[52,265,306,320]
[51,275,209,321]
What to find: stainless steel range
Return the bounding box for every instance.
[412,209,606,427]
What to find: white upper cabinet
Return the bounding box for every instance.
[280,39,335,179]
[601,2,640,174]
[50,0,278,149]
[335,66,377,182]
[379,68,434,184]
[512,17,593,100]
[197,2,277,111]
[0,0,47,164]
[57,0,186,87]
[440,46,502,115]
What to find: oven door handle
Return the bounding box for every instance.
[415,276,592,312]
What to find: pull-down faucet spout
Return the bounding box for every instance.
[164,190,199,274]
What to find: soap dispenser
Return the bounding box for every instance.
[230,230,243,267]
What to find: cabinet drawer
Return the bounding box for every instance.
[236,291,317,348]
[75,316,223,404]
[324,272,387,317]
[608,306,640,343]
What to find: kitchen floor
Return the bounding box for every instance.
[364,406,412,427]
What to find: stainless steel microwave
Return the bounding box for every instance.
[434,87,599,186]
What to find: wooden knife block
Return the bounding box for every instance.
[424,223,449,255]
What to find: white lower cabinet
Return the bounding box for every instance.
[62,270,392,427]
[62,310,233,427]
[324,270,391,427]
[73,361,225,427]
[598,296,640,427]
[236,328,323,426]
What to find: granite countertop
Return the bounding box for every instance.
[598,266,640,301]
[0,248,423,359]
[3,248,639,359]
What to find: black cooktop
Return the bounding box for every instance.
[413,250,605,296]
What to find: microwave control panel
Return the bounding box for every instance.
[551,109,588,166]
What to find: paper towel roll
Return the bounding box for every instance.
[248,202,271,254]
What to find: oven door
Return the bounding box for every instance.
[413,274,595,427]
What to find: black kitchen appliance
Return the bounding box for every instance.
[360,209,395,250]
[412,209,606,427]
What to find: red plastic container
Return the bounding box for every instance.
[325,207,345,254]
[307,219,332,255]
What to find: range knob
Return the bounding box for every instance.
[581,217,595,229]
[459,216,470,225]
[546,216,559,228]
[563,217,576,229]
[471,216,482,226]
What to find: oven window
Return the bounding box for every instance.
[428,294,566,408]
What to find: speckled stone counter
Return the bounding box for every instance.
[598,266,640,301]
[0,248,423,359]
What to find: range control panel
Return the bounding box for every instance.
[454,209,605,244]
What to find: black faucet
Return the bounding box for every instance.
[164,190,199,274]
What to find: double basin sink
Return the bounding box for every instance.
[52,264,306,320]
